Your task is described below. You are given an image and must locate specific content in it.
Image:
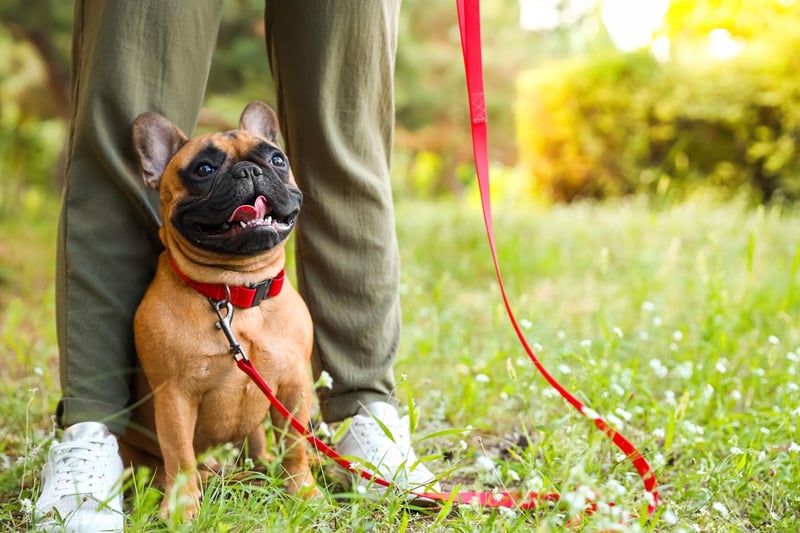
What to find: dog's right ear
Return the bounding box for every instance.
[132,112,189,189]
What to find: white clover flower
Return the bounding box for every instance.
[459,440,468,450]
[731,390,742,401]
[664,390,676,405]
[760,427,771,435]
[317,422,331,439]
[652,427,665,439]
[702,384,715,400]
[475,454,496,472]
[715,359,728,373]
[520,318,533,330]
[611,383,625,396]
[475,373,490,383]
[653,316,663,327]
[639,331,650,341]
[607,413,624,428]
[649,358,668,378]
[652,452,666,468]
[673,361,693,379]
[612,326,624,338]
[19,498,33,515]
[558,364,571,374]
[527,475,544,491]
[672,330,684,341]
[712,502,729,517]
[314,370,334,390]
[729,446,744,456]
[507,469,520,482]
[768,335,780,345]
[683,420,705,435]
[33,367,44,376]
[642,301,655,312]
[532,342,544,353]
[605,478,627,496]
[557,330,567,340]
[614,407,633,421]
[788,442,800,453]
[580,339,592,348]
[662,510,678,525]
[542,387,559,398]
[498,506,517,519]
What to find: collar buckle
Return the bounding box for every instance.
[249,278,274,307]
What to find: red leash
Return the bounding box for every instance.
[456,0,658,515]
[222,0,659,519]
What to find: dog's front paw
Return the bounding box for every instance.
[285,473,321,500]
[160,481,201,522]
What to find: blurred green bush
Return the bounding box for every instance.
[515,33,800,204]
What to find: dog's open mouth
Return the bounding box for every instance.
[195,195,296,236]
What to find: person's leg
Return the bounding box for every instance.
[56,0,222,435]
[264,1,439,496]
[38,2,222,530]
[264,0,402,424]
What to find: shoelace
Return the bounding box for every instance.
[351,418,409,460]
[51,441,111,497]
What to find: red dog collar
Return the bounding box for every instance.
[168,257,284,308]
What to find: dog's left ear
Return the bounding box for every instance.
[132,112,189,189]
[239,101,281,144]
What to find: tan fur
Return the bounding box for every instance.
[121,107,318,521]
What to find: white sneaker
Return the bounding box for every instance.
[335,402,441,501]
[35,422,125,533]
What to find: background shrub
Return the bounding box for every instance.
[515,33,800,204]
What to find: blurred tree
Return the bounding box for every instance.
[0,0,616,199]
[663,0,800,41]
[0,0,72,120]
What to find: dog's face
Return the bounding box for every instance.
[132,102,301,257]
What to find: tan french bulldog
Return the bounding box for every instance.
[121,101,318,520]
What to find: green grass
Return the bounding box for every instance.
[2,188,800,531]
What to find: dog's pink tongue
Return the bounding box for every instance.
[227,195,269,223]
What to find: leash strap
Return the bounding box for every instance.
[235,357,547,509]
[456,0,658,514]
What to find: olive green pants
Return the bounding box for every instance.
[57,0,402,434]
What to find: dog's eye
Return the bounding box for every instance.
[195,163,215,177]
[270,154,286,168]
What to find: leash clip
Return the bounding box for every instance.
[212,288,249,363]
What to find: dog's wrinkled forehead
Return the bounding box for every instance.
[163,131,284,193]
[173,132,270,171]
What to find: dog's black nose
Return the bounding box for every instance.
[232,162,264,180]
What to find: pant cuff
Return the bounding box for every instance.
[319,390,398,423]
[56,397,132,436]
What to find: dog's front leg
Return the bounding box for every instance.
[270,385,319,498]
[152,384,201,521]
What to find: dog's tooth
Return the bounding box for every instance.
[240,221,247,228]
